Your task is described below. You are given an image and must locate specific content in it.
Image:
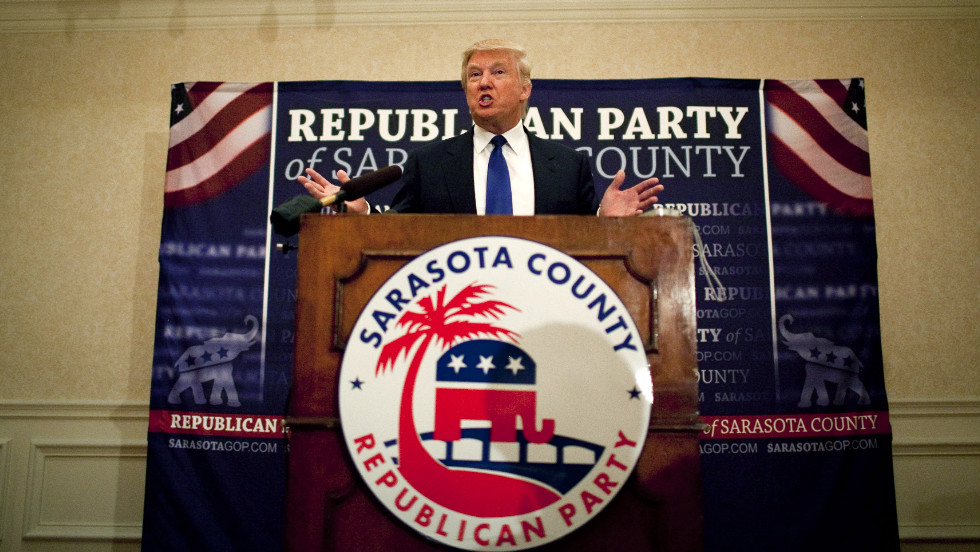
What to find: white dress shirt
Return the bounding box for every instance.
[472,123,535,215]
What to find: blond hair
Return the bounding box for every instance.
[460,39,532,88]
[460,39,532,117]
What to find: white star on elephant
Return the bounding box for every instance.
[476,355,496,374]
[505,356,525,376]
[447,354,467,373]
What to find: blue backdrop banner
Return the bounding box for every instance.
[143,78,898,551]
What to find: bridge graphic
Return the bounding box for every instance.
[385,429,605,494]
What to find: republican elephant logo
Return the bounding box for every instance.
[432,339,556,444]
[167,315,259,407]
[779,314,871,408]
[339,237,653,548]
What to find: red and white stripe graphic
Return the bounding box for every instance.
[765,79,873,216]
[164,82,273,207]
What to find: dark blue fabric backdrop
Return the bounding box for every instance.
[143,78,898,551]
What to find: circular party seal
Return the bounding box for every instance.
[338,236,653,550]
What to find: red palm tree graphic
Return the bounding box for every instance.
[377,283,561,517]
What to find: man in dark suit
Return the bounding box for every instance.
[300,39,663,216]
[388,126,600,215]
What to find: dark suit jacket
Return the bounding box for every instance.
[389,129,599,214]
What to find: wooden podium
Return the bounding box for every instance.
[286,214,703,551]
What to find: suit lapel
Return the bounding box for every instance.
[528,132,559,213]
[441,131,476,213]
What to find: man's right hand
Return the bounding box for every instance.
[298,168,370,214]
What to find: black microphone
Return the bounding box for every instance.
[270,165,402,236]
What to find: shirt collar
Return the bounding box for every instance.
[473,122,528,154]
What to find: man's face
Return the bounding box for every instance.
[464,49,531,135]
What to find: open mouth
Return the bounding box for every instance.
[479,94,493,107]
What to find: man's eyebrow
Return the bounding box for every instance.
[467,61,508,71]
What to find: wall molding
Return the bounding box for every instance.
[0,438,9,543]
[23,440,146,542]
[1,396,974,421]
[890,397,980,448]
[0,400,148,420]
[889,397,980,417]
[0,0,977,33]
[886,398,980,543]
[0,396,975,428]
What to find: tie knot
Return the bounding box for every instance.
[491,135,507,149]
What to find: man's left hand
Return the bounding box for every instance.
[598,170,663,217]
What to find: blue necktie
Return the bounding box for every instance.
[485,135,512,214]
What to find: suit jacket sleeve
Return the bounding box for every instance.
[388,148,423,213]
[388,133,476,214]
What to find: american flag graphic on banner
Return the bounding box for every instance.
[765,79,873,216]
[164,82,273,207]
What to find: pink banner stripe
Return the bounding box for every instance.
[700,411,891,440]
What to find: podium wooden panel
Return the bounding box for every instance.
[286,214,702,551]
